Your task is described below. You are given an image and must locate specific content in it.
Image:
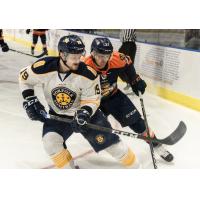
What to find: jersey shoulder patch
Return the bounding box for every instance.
[109,52,132,69]
[31,56,59,74]
[76,62,98,80]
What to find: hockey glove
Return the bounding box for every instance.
[131,75,147,96]
[71,109,91,133]
[0,42,9,52]
[101,82,117,98]
[23,96,47,122]
[26,29,30,34]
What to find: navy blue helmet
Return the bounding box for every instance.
[91,37,113,54]
[58,35,85,54]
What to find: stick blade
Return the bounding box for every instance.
[161,121,187,145]
[35,51,47,58]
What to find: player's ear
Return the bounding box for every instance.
[59,51,63,58]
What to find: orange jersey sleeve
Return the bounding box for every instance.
[108,52,132,69]
[84,56,92,65]
[84,52,132,72]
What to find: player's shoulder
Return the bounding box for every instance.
[76,61,98,80]
[109,51,132,69]
[83,55,94,66]
[31,56,59,74]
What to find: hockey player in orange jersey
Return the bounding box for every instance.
[26,29,48,55]
[84,37,174,163]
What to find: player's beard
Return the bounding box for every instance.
[60,57,79,71]
[68,63,79,71]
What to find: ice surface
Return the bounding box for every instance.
[0,45,200,169]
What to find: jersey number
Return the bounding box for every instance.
[20,68,29,80]
[95,84,100,95]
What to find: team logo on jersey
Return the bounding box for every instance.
[119,53,126,61]
[95,134,105,144]
[51,87,76,110]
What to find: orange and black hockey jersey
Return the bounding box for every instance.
[84,51,137,96]
[33,29,48,36]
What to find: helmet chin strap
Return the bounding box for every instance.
[60,56,71,71]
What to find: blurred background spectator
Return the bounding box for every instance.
[0,29,9,52]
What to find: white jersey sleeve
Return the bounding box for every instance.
[19,58,59,99]
[19,64,45,93]
[80,74,101,115]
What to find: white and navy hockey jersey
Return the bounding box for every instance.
[19,57,101,117]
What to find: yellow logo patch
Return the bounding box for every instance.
[55,93,71,106]
[51,87,77,110]
[33,60,46,68]
[95,134,105,144]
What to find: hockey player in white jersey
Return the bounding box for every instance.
[19,35,140,169]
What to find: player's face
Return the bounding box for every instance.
[93,52,111,68]
[61,52,82,70]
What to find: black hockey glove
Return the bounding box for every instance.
[71,109,91,133]
[131,75,147,96]
[23,96,47,122]
[0,42,9,52]
[26,29,30,34]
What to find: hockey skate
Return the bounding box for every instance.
[69,160,80,169]
[154,144,174,162]
[1,42,9,52]
[43,47,48,55]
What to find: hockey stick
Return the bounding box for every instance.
[10,48,47,58]
[48,115,186,146]
[139,92,157,169]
